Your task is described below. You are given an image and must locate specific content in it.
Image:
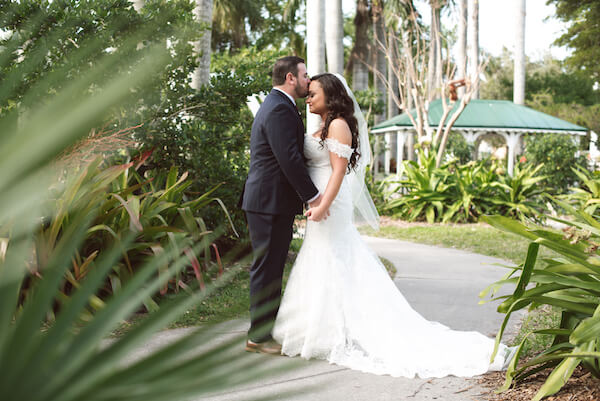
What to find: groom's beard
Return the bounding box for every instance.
[295,81,308,98]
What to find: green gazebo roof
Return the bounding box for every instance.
[371,99,588,134]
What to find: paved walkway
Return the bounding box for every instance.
[126,236,524,401]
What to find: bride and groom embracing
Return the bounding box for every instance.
[240,56,514,378]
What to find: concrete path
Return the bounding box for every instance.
[127,236,524,401]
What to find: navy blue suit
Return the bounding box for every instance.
[241,89,318,342]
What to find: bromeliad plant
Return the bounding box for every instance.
[561,166,600,216]
[481,199,600,401]
[384,149,547,223]
[492,163,547,222]
[29,152,236,315]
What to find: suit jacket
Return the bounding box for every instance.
[241,89,318,215]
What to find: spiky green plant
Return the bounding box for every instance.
[0,5,300,401]
[481,199,600,401]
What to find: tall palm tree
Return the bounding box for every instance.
[325,0,344,74]
[192,0,213,89]
[468,0,479,98]
[426,0,447,100]
[456,0,467,98]
[372,0,387,124]
[211,0,263,51]
[349,0,370,91]
[513,0,526,105]
[306,0,325,133]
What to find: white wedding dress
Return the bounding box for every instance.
[272,134,508,379]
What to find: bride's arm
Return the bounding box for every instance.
[305,118,352,222]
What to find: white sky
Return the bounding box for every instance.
[343,0,571,62]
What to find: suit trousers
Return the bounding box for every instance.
[245,211,296,343]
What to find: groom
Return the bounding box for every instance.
[241,56,323,354]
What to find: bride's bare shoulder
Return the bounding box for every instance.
[327,118,352,145]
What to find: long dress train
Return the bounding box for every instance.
[273,135,508,379]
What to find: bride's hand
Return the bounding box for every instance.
[304,206,329,222]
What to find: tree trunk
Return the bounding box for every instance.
[307,0,326,133]
[427,2,442,100]
[325,0,344,75]
[468,0,479,99]
[191,0,213,90]
[350,0,370,91]
[372,0,386,125]
[456,0,467,98]
[513,0,526,105]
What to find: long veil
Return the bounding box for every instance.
[332,73,380,231]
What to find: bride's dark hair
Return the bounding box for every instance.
[311,73,360,172]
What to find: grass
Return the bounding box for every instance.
[113,237,399,335]
[361,223,558,268]
[511,305,562,356]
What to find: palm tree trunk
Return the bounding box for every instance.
[456,0,467,98]
[468,0,479,99]
[372,0,386,125]
[325,0,344,75]
[351,0,370,91]
[427,2,442,100]
[513,0,526,105]
[191,0,213,90]
[307,0,325,133]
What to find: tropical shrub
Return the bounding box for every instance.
[493,163,547,221]
[482,200,600,401]
[384,150,547,223]
[0,4,302,400]
[24,152,237,315]
[560,166,600,216]
[524,132,586,194]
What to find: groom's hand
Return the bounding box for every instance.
[308,194,322,208]
[308,195,330,220]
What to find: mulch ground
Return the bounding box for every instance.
[477,366,600,401]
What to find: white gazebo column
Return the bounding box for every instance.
[501,131,523,176]
[396,131,407,175]
[384,132,392,174]
[306,0,325,134]
[590,131,599,168]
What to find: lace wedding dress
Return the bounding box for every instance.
[272,134,508,379]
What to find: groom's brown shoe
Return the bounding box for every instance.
[245,339,282,355]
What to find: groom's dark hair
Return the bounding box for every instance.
[272,56,305,86]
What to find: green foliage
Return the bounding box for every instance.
[527,92,600,152]
[384,150,546,223]
[524,132,586,195]
[481,52,600,106]
[23,155,234,316]
[354,88,385,127]
[482,199,600,400]
[548,0,600,82]
[444,131,473,164]
[0,5,299,400]
[560,166,600,216]
[139,47,281,244]
[1,1,283,245]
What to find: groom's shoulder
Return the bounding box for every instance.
[258,90,290,114]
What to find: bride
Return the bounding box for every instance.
[272,73,513,379]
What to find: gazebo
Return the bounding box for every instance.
[371,99,589,175]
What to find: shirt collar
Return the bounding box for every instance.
[273,87,296,105]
